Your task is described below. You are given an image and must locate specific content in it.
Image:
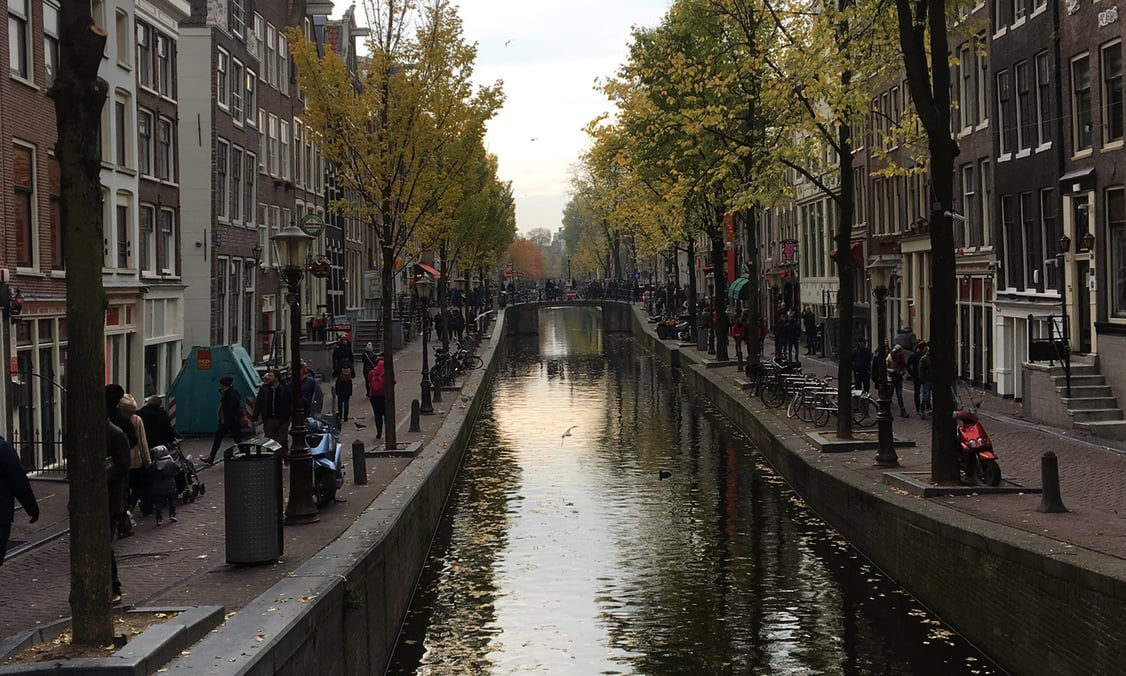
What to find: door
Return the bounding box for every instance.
[1077,260,1092,353]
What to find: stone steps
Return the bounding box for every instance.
[1049,355,1126,439]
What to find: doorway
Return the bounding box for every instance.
[1077,260,1092,353]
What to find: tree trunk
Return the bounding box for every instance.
[711,211,729,362]
[381,234,398,452]
[686,237,698,343]
[744,209,761,365]
[835,63,856,440]
[51,0,110,646]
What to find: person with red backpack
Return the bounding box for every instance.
[367,353,389,439]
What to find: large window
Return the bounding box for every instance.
[960,163,975,248]
[998,70,1016,155]
[115,9,130,66]
[277,33,289,95]
[115,193,132,269]
[13,144,34,268]
[1041,189,1058,290]
[1110,187,1126,317]
[280,119,290,181]
[230,0,245,36]
[216,139,229,220]
[1103,42,1123,144]
[1016,61,1035,151]
[1073,54,1093,151]
[979,159,992,246]
[231,146,243,223]
[975,34,989,125]
[140,204,155,274]
[156,117,174,181]
[244,153,256,224]
[49,156,62,269]
[231,58,244,123]
[159,208,176,275]
[1002,194,1023,288]
[155,34,172,98]
[1036,51,1052,146]
[9,0,30,79]
[268,114,279,176]
[138,109,153,176]
[217,48,229,109]
[44,2,59,86]
[245,70,256,125]
[959,44,973,130]
[1021,192,1040,291]
[137,22,152,89]
[265,24,277,87]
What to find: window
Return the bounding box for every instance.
[216,139,229,220]
[231,146,243,222]
[136,22,152,88]
[280,119,290,181]
[277,33,289,95]
[1073,55,1092,151]
[231,0,245,37]
[156,117,173,181]
[244,153,256,224]
[253,14,264,66]
[138,109,152,176]
[245,70,256,125]
[1036,51,1052,147]
[268,114,279,176]
[217,48,229,109]
[9,0,30,79]
[1016,61,1034,151]
[13,145,34,267]
[231,58,244,123]
[975,34,989,125]
[1041,189,1058,289]
[1021,192,1039,291]
[114,91,131,168]
[1110,188,1126,316]
[1002,195,1023,287]
[997,70,1015,155]
[115,9,130,66]
[115,193,132,269]
[294,121,304,187]
[140,204,155,273]
[959,44,973,130]
[979,159,992,247]
[265,24,277,86]
[1103,42,1123,144]
[155,34,172,97]
[1013,0,1027,23]
[49,156,62,269]
[159,208,176,274]
[44,2,59,86]
[258,108,267,172]
[961,164,975,247]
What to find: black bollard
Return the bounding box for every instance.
[1037,451,1068,513]
[433,380,442,403]
[351,439,367,486]
[410,399,421,432]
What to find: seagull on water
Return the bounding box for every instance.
[561,425,577,446]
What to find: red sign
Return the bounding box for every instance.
[197,349,212,370]
[9,357,16,378]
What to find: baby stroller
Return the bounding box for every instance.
[153,440,206,503]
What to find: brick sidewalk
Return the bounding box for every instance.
[0,330,468,637]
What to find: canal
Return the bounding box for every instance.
[389,307,999,674]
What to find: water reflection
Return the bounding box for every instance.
[390,313,998,675]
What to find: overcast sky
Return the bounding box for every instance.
[338,1,672,237]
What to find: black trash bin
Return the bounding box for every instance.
[224,438,284,565]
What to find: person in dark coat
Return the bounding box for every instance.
[106,418,131,605]
[203,375,243,464]
[893,326,917,353]
[137,396,178,449]
[360,342,379,384]
[250,369,292,457]
[367,354,389,439]
[871,338,890,390]
[0,436,38,567]
[147,443,178,525]
[331,335,354,370]
[300,362,323,417]
[851,337,873,391]
[332,355,354,423]
[802,306,817,354]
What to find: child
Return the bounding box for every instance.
[148,444,179,525]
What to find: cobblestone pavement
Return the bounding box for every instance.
[1,328,462,637]
[5,309,1126,642]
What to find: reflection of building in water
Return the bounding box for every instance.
[539,307,604,357]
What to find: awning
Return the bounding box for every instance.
[416,263,442,279]
[829,241,865,268]
[728,276,750,301]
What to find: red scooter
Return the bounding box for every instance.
[954,395,1002,486]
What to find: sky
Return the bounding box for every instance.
[335,1,672,236]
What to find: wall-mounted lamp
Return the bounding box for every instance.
[1059,234,1072,254]
[1081,231,1095,252]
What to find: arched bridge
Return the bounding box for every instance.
[501,299,637,336]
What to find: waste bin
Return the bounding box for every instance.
[224,438,284,565]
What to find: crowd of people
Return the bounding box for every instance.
[850,326,932,418]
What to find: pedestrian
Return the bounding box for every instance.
[450,307,465,343]
[332,334,353,369]
[918,342,933,417]
[784,313,802,361]
[300,362,324,417]
[0,435,38,567]
[333,355,354,423]
[851,337,873,392]
[802,306,817,355]
[147,443,178,525]
[360,341,379,384]
[731,317,746,367]
[907,341,924,415]
[137,395,178,449]
[893,325,917,352]
[202,375,243,465]
[887,345,910,418]
[106,418,131,605]
[118,394,151,534]
[251,369,291,458]
[367,353,391,439]
[757,316,768,352]
[105,385,136,539]
[871,338,890,391]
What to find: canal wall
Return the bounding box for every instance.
[633,309,1126,676]
[165,332,504,676]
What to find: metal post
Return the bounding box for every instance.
[283,267,318,525]
[420,306,433,414]
[1057,252,1071,398]
[409,399,421,432]
[872,285,898,467]
[351,439,367,486]
[1037,451,1068,513]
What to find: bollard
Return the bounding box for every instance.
[410,399,421,432]
[1037,451,1068,513]
[433,380,442,403]
[351,439,367,486]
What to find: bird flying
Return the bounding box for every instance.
[560,425,577,446]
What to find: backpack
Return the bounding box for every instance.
[152,455,178,479]
[339,365,353,382]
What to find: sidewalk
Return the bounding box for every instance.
[710,335,1126,561]
[0,328,469,637]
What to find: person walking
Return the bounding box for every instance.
[450,307,465,343]
[251,369,292,458]
[907,341,924,415]
[147,443,178,525]
[202,375,243,465]
[887,345,910,418]
[367,353,390,439]
[106,418,131,605]
[118,394,151,534]
[0,435,38,567]
[137,395,178,449]
[731,317,746,367]
[802,306,817,355]
[851,337,873,392]
[333,355,354,423]
[360,341,379,384]
[300,362,323,418]
[917,342,933,417]
[871,338,890,392]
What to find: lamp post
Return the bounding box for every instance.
[415,274,434,414]
[567,255,572,287]
[870,265,899,468]
[1058,233,1072,398]
[274,222,318,525]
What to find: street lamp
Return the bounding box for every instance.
[274,222,318,525]
[415,274,434,414]
[869,264,899,468]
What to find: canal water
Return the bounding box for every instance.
[389,307,999,675]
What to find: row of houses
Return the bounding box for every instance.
[0,0,383,468]
[709,0,1126,429]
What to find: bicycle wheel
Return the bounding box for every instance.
[797,395,817,423]
[853,395,877,426]
[761,382,786,408]
[812,398,833,427]
[786,391,803,419]
[464,355,483,370]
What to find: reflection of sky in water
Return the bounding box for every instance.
[391,311,999,675]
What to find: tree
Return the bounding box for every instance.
[507,237,546,280]
[291,0,502,451]
[895,0,961,482]
[51,0,111,645]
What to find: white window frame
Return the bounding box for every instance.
[138,109,153,177]
[8,0,31,81]
[217,48,230,110]
[280,119,290,181]
[216,138,230,221]
[231,57,244,125]
[115,8,131,68]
